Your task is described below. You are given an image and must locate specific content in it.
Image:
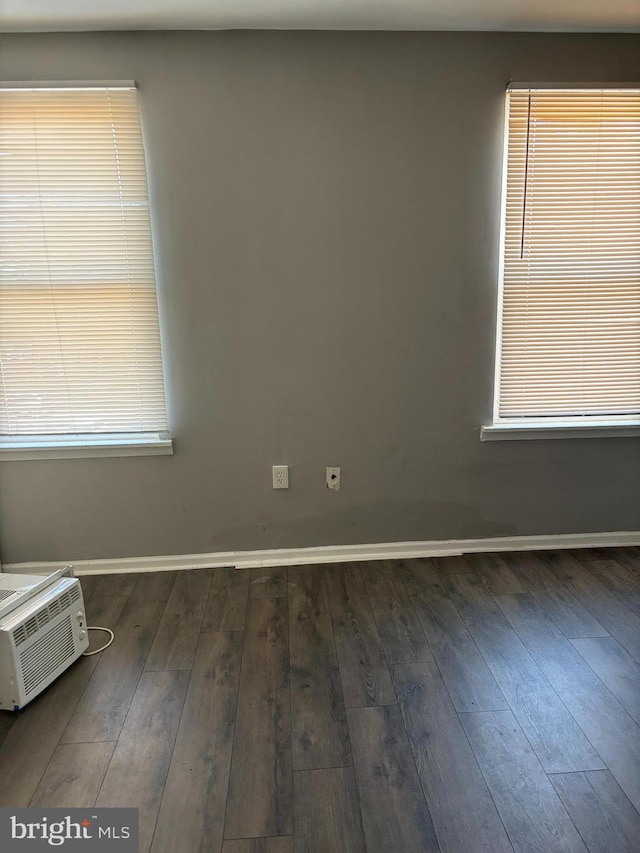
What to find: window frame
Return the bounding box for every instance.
[482,82,640,442]
[0,80,172,460]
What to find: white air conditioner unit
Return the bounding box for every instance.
[0,570,89,711]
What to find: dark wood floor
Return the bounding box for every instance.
[1,547,640,852]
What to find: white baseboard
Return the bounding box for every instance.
[2,530,639,576]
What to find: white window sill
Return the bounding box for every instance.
[0,434,173,460]
[481,420,640,441]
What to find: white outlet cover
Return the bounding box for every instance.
[326,466,340,490]
[272,465,289,489]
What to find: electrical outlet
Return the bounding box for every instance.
[272,465,289,489]
[326,466,340,491]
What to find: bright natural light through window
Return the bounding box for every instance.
[486,85,640,439]
[0,83,170,458]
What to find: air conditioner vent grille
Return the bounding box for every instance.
[12,585,81,647]
[13,625,27,646]
[20,615,75,697]
[0,589,17,603]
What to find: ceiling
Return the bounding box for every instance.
[2,0,640,33]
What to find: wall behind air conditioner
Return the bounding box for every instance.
[0,31,638,563]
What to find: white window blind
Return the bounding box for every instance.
[495,86,640,422]
[0,85,168,438]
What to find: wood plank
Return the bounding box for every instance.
[465,552,526,594]
[576,553,640,618]
[151,631,243,853]
[84,595,130,656]
[288,570,350,771]
[497,593,640,812]
[0,594,127,807]
[223,839,293,853]
[291,652,347,767]
[324,565,395,708]
[294,767,367,853]
[615,547,640,577]
[0,712,15,752]
[571,636,640,725]
[78,574,103,603]
[460,710,587,853]
[502,551,609,639]
[550,770,640,853]
[202,568,250,632]
[288,563,328,575]
[84,592,130,623]
[30,742,115,808]
[347,705,440,853]
[444,573,604,774]
[123,571,177,605]
[96,670,190,853]
[224,597,292,839]
[539,551,640,661]
[361,560,432,664]
[288,568,335,653]
[250,567,288,599]
[399,559,508,712]
[92,572,141,598]
[145,569,214,671]
[578,547,640,578]
[572,548,608,562]
[393,662,511,853]
[62,579,174,743]
[432,555,470,575]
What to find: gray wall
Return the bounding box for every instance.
[0,31,639,564]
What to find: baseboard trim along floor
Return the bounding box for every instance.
[3,530,639,575]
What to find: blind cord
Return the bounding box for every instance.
[520,90,532,260]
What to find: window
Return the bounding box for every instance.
[0,83,171,459]
[483,85,640,440]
